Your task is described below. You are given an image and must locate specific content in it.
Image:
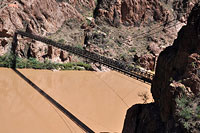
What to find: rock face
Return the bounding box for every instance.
[139,54,155,71]
[94,0,121,27]
[123,4,200,133]
[95,0,197,26]
[92,0,197,71]
[0,0,198,68]
[0,29,12,56]
[122,103,165,133]
[173,0,197,23]
[0,0,197,66]
[0,0,83,34]
[152,2,200,110]
[0,0,95,62]
[68,0,95,9]
[121,0,169,26]
[95,0,173,26]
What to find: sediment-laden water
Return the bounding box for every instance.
[0,68,152,132]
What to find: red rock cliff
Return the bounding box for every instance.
[94,0,181,26]
[0,0,95,60]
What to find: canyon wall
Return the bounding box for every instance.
[95,0,170,26]
[0,0,95,62]
[0,0,198,67]
[123,3,200,132]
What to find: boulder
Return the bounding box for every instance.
[139,54,155,71]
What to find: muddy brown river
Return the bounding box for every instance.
[0,68,152,133]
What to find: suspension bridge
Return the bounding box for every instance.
[7,30,156,133]
[0,1,193,132]
[8,15,186,131]
[10,16,186,131]
[13,30,154,84]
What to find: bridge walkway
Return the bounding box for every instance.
[15,30,154,84]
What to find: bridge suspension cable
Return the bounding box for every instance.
[14,30,154,84]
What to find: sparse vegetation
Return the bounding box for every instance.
[58,39,65,44]
[176,93,200,131]
[129,47,136,53]
[138,91,149,104]
[177,79,182,83]
[116,41,122,47]
[75,44,84,50]
[169,77,173,82]
[191,62,196,68]
[94,0,98,6]
[0,53,93,71]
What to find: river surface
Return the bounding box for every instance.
[0,68,152,133]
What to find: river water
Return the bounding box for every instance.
[0,68,152,132]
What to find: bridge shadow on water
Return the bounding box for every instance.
[12,68,94,133]
[11,34,94,133]
[10,30,153,132]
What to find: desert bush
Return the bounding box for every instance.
[138,91,149,103]
[176,93,200,131]
[0,53,93,71]
[75,44,83,50]
[58,39,65,44]
[129,47,136,52]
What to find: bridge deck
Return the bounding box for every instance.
[14,30,154,84]
[9,30,154,132]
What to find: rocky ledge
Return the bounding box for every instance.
[123,3,200,133]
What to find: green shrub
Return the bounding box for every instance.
[169,77,173,82]
[178,80,182,83]
[183,122,190,130]
[179,107,193,120]
[195,105,200,120]
[94,0,98,6]
[0,53,93,71]
[191,62,196,68]
[75,44,83,50]
[176,96,188,108]
[58,39,65,44]
[76,62,93,70]
[0,53,15,68]
[175,94,200,131]
[129,47,136,52]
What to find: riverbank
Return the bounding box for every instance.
[0,53,93,71]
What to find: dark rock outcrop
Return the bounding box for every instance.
[123,3,200,133]
[122,103,165,133]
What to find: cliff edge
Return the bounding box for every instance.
[123,3,200,133]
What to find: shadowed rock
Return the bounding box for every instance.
[123,3,200,133]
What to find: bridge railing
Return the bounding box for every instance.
[15,30,154,83]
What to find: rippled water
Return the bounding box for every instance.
[0,68,152,132]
